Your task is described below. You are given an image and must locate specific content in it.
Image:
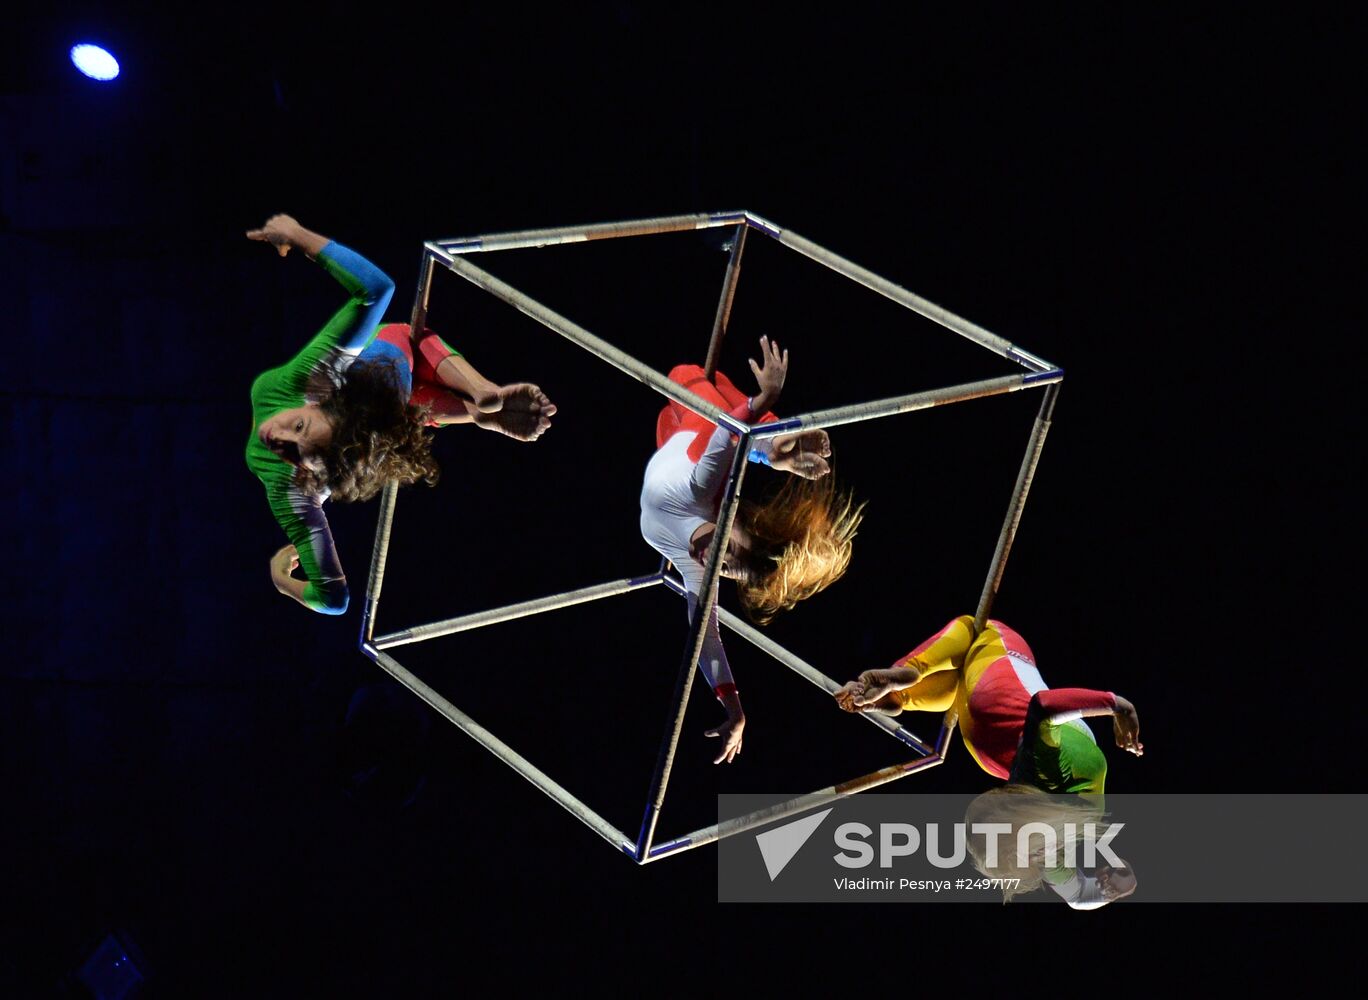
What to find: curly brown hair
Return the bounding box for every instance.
[735,475,865,625]
[295,356,440,502]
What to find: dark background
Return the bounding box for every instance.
[1,6,1357,994]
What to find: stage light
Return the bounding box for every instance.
[70,44,120,82]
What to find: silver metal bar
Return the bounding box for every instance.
[743,212,1056,370]
[436,212,747,254]
[359,480,399,646]
[635,432,753,861]
[748,372,1060,437]
[430,246,750,435]
[644,718,957,861]
[373,573,664,649]
[703,224,748,382]
[409,246,436,335]
[715,605,933,755]
[361,643,634,853]
[356,249,439,645]
[975,383,1060,633]
[656,570,932,753]
[355,211,1057,864]
[1006,346,1055,373]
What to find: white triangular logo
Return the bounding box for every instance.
[755,808,833,881]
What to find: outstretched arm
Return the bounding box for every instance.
[1024,689,1143,756]
[683,585,745,765]
[748,335,788,417]
[691,336,790,496]
[247,214,396,383]
[246,214,330,259]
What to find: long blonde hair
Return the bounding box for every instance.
[736,475,865,625]
[964,785,1110,903]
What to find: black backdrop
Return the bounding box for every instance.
[1,7,1357,994]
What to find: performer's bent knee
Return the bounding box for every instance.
[667,363,707,386]
[409,383,463,426]
[415,328,463,384]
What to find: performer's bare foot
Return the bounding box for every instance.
[472,383,556,442]
[783,429,831,458]
[471,389,504,413]
[771,429,832,479]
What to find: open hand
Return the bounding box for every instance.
[1113,696,1143,756]
[246,214,302,257]
[747,335,788,414]
[704,713,745,764]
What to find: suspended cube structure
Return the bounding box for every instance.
[357,211,1063,863]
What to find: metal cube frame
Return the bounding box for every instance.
[357,211,1063,864]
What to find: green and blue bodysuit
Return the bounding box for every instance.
[244,242,394,614]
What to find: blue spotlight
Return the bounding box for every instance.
[70,44,120,81]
